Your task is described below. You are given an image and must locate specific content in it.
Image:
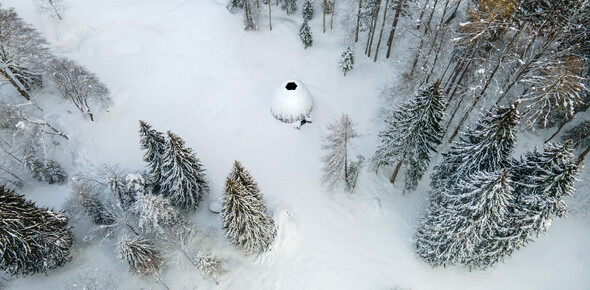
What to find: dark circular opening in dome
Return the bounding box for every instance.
[285,82,298,90]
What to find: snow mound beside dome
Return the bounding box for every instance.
[271,80,313,125]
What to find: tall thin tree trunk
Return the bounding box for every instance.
[385,0,406,58]
[1,68,32,101]
[355,0,363,42]
[268,0,272,30]
[330,0,336,30]
[373,0,390,62]
[48,0,63,20]
[323,0,327,33]
[367,0,382,57]
[410,0,439,75]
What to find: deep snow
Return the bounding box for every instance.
[1,0,590,289]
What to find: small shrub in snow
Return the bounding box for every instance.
[221,161,276,254]
[338,47,355,76]
[0,185,73,276]
[117,235,164,275]
[299,21,313,49]
[197,252,225,285]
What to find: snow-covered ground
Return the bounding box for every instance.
[2,0,590,289]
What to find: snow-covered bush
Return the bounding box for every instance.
[196,252,225,285]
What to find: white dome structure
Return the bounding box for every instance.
[271,80,313,128]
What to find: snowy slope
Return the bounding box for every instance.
[2,0,590,289]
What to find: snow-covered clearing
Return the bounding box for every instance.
[2,0,590,289]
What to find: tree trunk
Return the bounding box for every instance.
[48,0,63,20]
[385,0,406,58]
[355,0,363,42]
[577,144,590,165]
[330,0,336,30]
[1,68,33,101]
[373,0,390,62]
[323,0,327,33]
[367,0,382,57]
[268,0,272,30]
[390,153,406,184]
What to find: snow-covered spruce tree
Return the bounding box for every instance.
[107,173,132,210]
[430,102,519,198]
[303,0,314,21]
[510,142,579,245]
[227,0,244,9]
[0,8,50,100]
[415,170,515,269]
[70,179,114,226]
[132,193,189,237]
[48,57,111,121]
[23,156,67,184]
[117,235,164,275]
[346,155,365,191]
[322,114,363,191]
[281,0,298,15]
[221,161,276,254]
[160,131,209,210]
[339,47,355,76]
[300,21,313,49]
[0,185,73,276]
[372,81,446,191]
[138,120,166,191]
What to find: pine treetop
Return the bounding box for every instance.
[432,102,519,191]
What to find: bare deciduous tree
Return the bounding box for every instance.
[48,57,111,121]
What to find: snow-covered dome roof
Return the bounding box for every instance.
[271,80,313,124]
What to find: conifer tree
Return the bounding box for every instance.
[70,180,114,226]
[372,81,446,191]
[281,0,298,15]
[415,170,515,269]
[300,21,313,49]
[117,235,164,275]
[339,47,355,76]
[0,185,73,276]
[322,114,362,191]
[511,142,579,245]
[220,161,276,255]
[160,131,209,210]
[132,193,189,237]
[303,0,314,21]
[138,121,166,190]
[431,102,519,197]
